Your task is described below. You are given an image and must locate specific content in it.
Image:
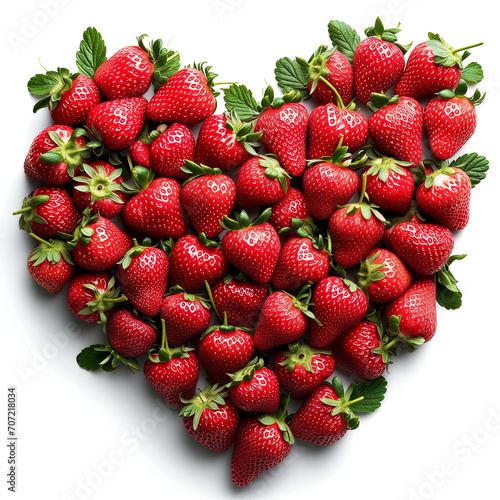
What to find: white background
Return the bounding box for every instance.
[1,1,499,499]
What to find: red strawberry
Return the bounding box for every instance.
[353,17,409,104]
[395,34,483,99]
[210,274,268,329]
[359,152,415,214]
[122,177,187,239]
[268,187,311,236]
[68,210,133,271]
[15,186,80,239]
[194,112,260,171]
[144,320,200,408]
[329,321,393,379]
[308,102,368,158]
[107,309,158,358]
[254,101,309,176]
[289,377,387,446]
[273,341,334,399]
[423,82,483,160]
[115,239,169,316]
[149,123,195,178]
[235,156,290,209]
[72,161,127,219]
[385,275,437,343]
[67,273,126,324]
[180,161,236,238]
[86,97,148,150]
[253,287,318,351]
[309,276,368,348]
[28,69,101,125]
[368,94,423,167]
[328,185,386,269]
[159,287,212,347]
[220,209,281,285]
[26,234,74,295]
[231,402,294,487]
[381,210,422,250]
[24,125,94,185]
[302,141,360,220]
[390,221,454,275]
[168,234,228,293]
[357,248,413,303]
[416,166,472,230]
[228,358,281,414]
[179,382,240,453]
[197,319,254,385]
[129,140,152,169]
[146,65,218,124]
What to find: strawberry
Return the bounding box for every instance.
[309,276,368,348]
[359,150,415,214]
[129,139,152,169]
[395,33,483,99]
[416,166,472,231]
[385,275,437,344]
[115,239,169,316]
[231,399,294,487]
[168,234,228,293]
[357,248,413,303]
[144,320,200,408]
[308,101,368,158]
[273,341,334,399]
[302,141,361,220]
[368,93,423,167]
[228,358,281,414]
[86,97,148,150]
[107,308,158,358]
[179,382,240,453]
[149,123,195,178]
[352,17,409,104]
[329,321,394,379]
[235,155,290,209]
[289,376,387,446]
[268,187,311,236]
[24,125,96,185]
[28,69,101,126]
[180,161,236,238]
[122,177,187,239]
[72,161,127,219]
[194,112,260,171]
[270,234,330,290]
[67,273,126,324]
[15,186,80,239]
[328,180,386,269]
[67,210,133,271]
[146,64,218,124]
[197,318,254,385]
[26,234,74,295]
[209,274,268,329]
[220,209,281,285]
[390,221,454,275]
[159,287,212,347]
[423,82,484,160]
[253,287,319,351]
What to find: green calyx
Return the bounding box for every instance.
[168,284,211,310]
[257,393,294,445]
[77,344,139,372]
[426,32,483,69]
[38,128,101,177]
[117,238,148,269]
[437,80,485,106]
[386,314,425,352]
[258,155,290,193]
[137,34,180,90]
[362,146,414,182]
[357,250,385,291]
[339,174,386,223]
[190,61,221,99]
[278,341,331,373]
[286,284,322,326]
[220,207,272,232]
[224,110,262,155]
[435,254,467,311]
[227,356,264,387]
[199,311,251,340]
[27,66,79,113]
[296,45,336,94]
[60,208,98,249]
[308,136,368,169]
[422,165,458,189]
[181,159,222,184]
[13,193,50,233]
[148,319,193,364]
[364,17,412,54]
[320,376,387,430]
[367,91,399,113]
[179,380,229,430]
[73,163,125,204]
[28,233,74,267]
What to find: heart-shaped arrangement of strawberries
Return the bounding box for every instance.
[16,19,488,487]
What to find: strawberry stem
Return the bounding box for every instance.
[204,280,222,321]
[451,42,483,54]
[318,75,345,109]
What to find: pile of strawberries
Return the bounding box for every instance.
[16,19,488,487]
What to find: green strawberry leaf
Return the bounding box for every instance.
[223,84,261,122]
[448,153,489,188]
[460,62,484,83]
[77,344,111,371]
[76,27,107,79]
[347,376,387,413]
[274,57,310,99]
[327,20,360,63]
[436,254,466,310]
